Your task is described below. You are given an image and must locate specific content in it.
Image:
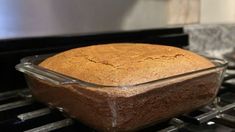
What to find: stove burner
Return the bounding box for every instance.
[223,48,235,70]
[224,48,235,62]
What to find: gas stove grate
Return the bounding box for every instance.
[0,88,99,132]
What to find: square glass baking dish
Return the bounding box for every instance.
[16,54,227,131]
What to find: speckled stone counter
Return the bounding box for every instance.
[184,24,235,58]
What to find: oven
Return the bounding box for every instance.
[0,28,234,132]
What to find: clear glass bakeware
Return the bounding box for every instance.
[15,54,228,131]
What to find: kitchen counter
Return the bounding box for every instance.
[184,24,235,58]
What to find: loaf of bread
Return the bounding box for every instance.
[29,43,219,131]
[39,43,214,86]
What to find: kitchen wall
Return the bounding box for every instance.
[201,0,235,24]
[0,0,235,38]
[168,0,235,25]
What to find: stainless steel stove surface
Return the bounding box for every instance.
[0,68,235,132]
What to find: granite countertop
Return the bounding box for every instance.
[184,24,235,59]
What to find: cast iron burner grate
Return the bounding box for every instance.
[0,72,235,132]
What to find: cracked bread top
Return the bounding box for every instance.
[39,43,214,86]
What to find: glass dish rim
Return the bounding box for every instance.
[15,54,228,88]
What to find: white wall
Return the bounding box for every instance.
[201,0,235,24]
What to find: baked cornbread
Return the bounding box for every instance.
[27,43,221,131]
[39,43,214,86]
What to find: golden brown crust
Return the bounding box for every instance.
[39,43,214,86]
